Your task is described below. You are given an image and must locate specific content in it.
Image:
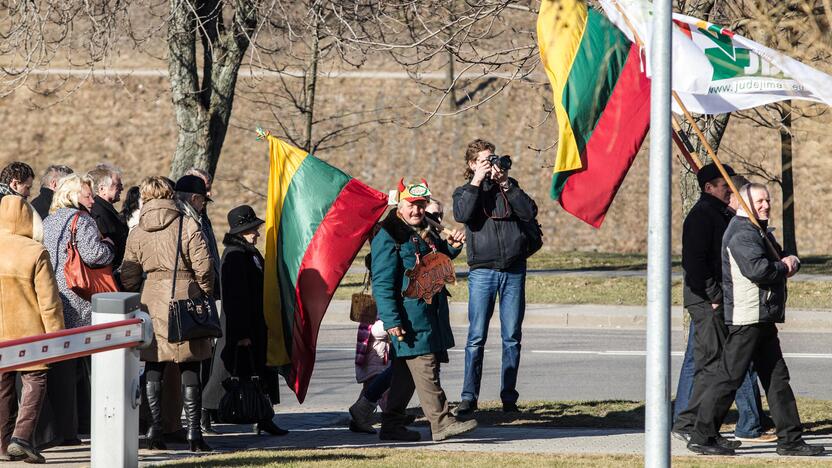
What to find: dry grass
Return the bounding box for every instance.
[157,448,832,467]
[335,273,832,309]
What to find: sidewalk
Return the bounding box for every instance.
[11,408,831,466]
[325,300,832,332]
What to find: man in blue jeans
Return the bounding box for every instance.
[672,166,774,444]
[452,139,537,415]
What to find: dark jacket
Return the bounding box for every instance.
[372,210,461,358]
[31,187,53,220]
[452,178,537,270]
[682,193,733,307]
[90,195,129,268]
[219,233,267,377]
[201,212,222,300]
[722,215,789,325]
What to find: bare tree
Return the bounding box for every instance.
[1,0,541,179]
[675,0,735,216]
[724,0,831,255]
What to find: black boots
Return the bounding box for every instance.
[256,418,289,436]
[145,381,167,450]
[201,409,218,435]
[183,385,211,452]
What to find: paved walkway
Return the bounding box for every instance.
[10,408,832,466]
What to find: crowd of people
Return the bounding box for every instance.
[0,161,282,463]
[0,137,819,463]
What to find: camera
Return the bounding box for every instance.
[487,154,512,172]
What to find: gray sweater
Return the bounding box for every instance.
[42,207,114,329]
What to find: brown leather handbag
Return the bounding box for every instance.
[64,211,119,301]
[350,271,377,323]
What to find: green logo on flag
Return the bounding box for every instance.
[697,27,786,81]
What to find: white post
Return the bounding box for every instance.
[646,0,672,467]
[90,292,145,468]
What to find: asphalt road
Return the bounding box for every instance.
[277,325,832,410]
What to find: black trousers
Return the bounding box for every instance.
[691,322,802,446]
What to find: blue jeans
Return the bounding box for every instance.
[673,322,696,421]
[364,365,393,403]
[461,263,526,404]
[674,316,769,437]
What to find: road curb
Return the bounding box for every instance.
[324,300,832,332]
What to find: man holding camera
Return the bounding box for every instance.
[452,139,538,416]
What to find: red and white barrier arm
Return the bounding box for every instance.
[0,317,150,373]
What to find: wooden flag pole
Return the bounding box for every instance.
[610,0,780,257]
[671,114,704,170]
[670,93,764,231]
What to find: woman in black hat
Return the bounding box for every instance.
[218,205,287,436]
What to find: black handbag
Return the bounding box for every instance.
[218,346,275,424]
[167,214,223,343]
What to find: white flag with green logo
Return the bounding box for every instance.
[671,14,832,114]
[600,0,832,115]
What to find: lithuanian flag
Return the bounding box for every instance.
[537,0,651,228]
[263,136,388,403]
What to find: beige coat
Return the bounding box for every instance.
[120,198,214,363]
[0,196,64,371]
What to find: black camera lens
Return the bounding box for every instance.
[488,154,512,171]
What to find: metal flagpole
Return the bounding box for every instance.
[646,0,672,466]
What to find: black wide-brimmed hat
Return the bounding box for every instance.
[227,205,265,235]
[174,175,211,201]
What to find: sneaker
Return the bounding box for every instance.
[686,439,736,456]
[502,402,520,413]
[734,432,777,443]
[671,430,691,443]
[7,438,45,464]
[716,435,742,450]
[776,440,825,457]
[379,426,421,442]
[0,452,24,462]
[432,419,478,442]
[453,399,477,417]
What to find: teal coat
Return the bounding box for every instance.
[371,210,461,358]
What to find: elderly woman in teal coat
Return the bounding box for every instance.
[371,179,478,442]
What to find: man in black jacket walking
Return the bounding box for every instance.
[672,164,771,444]
[88,165,128,267]
[452,139,537,416]
[687,182,823,457]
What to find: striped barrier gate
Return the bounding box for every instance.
[0,292,152,468]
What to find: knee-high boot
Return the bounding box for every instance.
[182,385,211,452]
[145,381,167,450]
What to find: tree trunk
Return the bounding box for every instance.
[677,0,729,216]
[446,50,458,111]
[167,0,257,180]
[780,101,797,255]
[678,113,731,215]
[304,23,321,153]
